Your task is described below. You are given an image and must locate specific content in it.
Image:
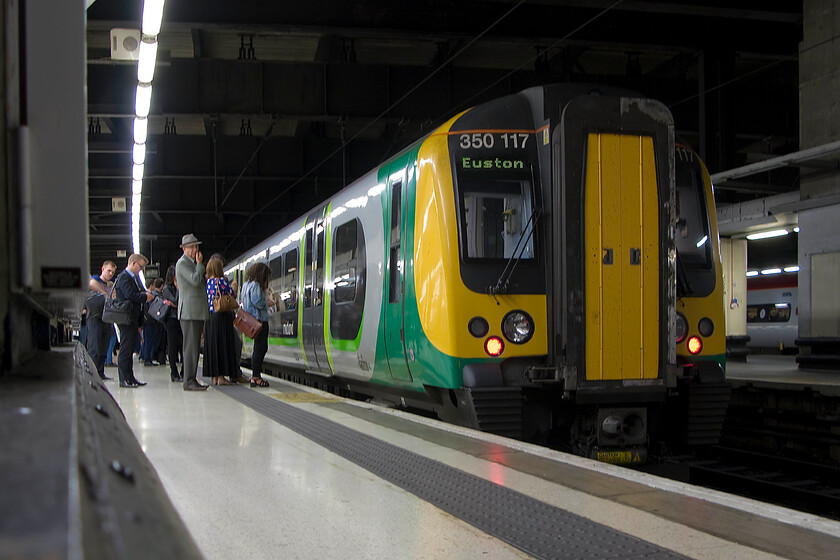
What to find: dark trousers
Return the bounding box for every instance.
[164,317,183,378]
[141,321,160,362]
[251,321,269,378]
[87,317,112,377]
[117,323,140,384]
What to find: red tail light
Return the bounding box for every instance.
[687,336,703,355]
[485,336,504,356]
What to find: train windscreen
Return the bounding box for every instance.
[674,147,717,298]
[458,178,535,261]
[675,156,712,269]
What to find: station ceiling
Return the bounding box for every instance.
[85,0,805,274]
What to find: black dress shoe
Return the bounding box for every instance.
[119,381,138,388]
[183,382,208,392]
[133,380,147,386]
[100,375,113,381]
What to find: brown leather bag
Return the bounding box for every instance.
[233,307,262,338]
[213,293,239,312]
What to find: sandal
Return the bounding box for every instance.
[250,376,269,388]
[213,377,233,386]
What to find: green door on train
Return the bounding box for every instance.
[383,171,413,382]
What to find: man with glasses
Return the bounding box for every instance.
[114,253,155,388]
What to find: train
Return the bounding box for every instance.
[746,274,798,352]
[668,144,730,447]
[225,83,728,464]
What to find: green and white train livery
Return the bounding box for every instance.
[225,83,728,463]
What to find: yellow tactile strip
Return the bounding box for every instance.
[269,391,341,404]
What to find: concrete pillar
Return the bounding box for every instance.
[720,237,747,337]
[799,0,840,340]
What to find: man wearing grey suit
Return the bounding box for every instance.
[176,233,209,391]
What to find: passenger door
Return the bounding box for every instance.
[383,176,412,382]
[301,207,331,374]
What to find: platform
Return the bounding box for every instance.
[726,354,840,395]
[108,360,840,560]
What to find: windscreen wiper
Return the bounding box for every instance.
[488,205,541,296]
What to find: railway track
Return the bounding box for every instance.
[673,446,840,520]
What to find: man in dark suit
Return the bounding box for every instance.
[114,253,155,387]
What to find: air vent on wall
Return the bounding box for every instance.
[110,28,141,61]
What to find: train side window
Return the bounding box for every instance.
[747,303,791,323]
[315,222,325,307]
[282,249,299,312]
[304,226,313,308]
[331,219,366,341]
[268,253,284,280]
[269,249,299,338]
[333,220,358,303]
[389,181,402,303]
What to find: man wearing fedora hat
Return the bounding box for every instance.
[176,233,209,391]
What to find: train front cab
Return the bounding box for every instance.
[553,94,678,464]
[669,146,730,448]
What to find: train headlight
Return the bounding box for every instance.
[485,336,505,357]
[698,317,714,337]
[502,311,534,344]
[468,317,489,338]
[675,312,688,343]
[687,336,703,355]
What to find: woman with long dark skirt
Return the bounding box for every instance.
[202,257,238,386]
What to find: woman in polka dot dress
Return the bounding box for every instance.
[202,257,239,385]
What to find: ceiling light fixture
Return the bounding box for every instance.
[142,0,166,37]
[746,229,789,240]
[129,1,166,258]
[137,39,158,82]
[135,83,153,117]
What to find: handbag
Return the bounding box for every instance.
[147,296,170,322]
[214,293,239,312]
[234,307,262,338]
[102,285,133,325]
[212,279,239,312]
[85,290,106,320]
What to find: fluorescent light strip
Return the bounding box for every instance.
[137,40,158,82]
[142,0,166,36]
[132,143,145,165]
[746,229,788,240]
[133,117,148,143]
[135,83,152,117]
[129,1,166,258]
